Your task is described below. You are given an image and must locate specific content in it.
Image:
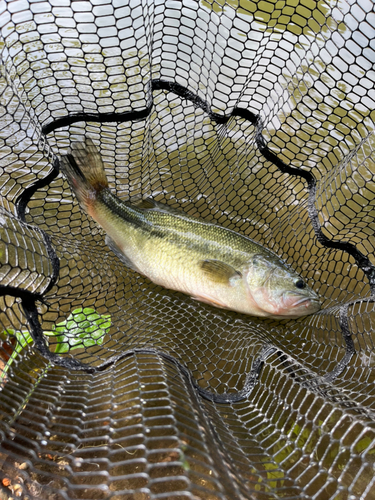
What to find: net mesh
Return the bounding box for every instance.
[0,0,375,498]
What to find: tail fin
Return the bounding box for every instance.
[60,138,108,212]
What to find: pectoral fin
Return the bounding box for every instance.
[199,259,242,285]
[105,236,141,273]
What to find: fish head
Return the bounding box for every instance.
[245,253,321,318]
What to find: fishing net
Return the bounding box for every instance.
[0,0,374,498]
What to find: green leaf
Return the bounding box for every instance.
[1,308,111,381]
[49,308,111,354]
[0,329,34,381]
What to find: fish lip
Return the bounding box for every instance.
[292,296,317,307]
[283,291,320,308]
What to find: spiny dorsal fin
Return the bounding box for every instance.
[199,259,242,285]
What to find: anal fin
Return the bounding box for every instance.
[105,235,140,273]
[191,294,228,309]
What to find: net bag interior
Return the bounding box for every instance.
[0,0,375,499]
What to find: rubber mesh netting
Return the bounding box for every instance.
[1,0,375,499]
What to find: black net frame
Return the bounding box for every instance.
[0,0,375,499]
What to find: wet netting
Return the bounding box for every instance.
[0,0,375,498]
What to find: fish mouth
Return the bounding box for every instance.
[283,291,321,310]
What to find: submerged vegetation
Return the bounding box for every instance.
[0,307,111,382]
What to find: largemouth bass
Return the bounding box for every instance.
[60,138,321,319]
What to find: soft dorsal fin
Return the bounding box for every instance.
[199,259,242,285]
[135,197,202,219]
[134,198,157,210]
[134,197,184,216]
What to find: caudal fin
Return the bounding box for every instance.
[60,138,108,212]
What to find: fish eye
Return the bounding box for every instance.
[295,279,306,289]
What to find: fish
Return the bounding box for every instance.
[60,138,321,319]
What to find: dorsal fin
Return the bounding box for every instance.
[135,198,187,217]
